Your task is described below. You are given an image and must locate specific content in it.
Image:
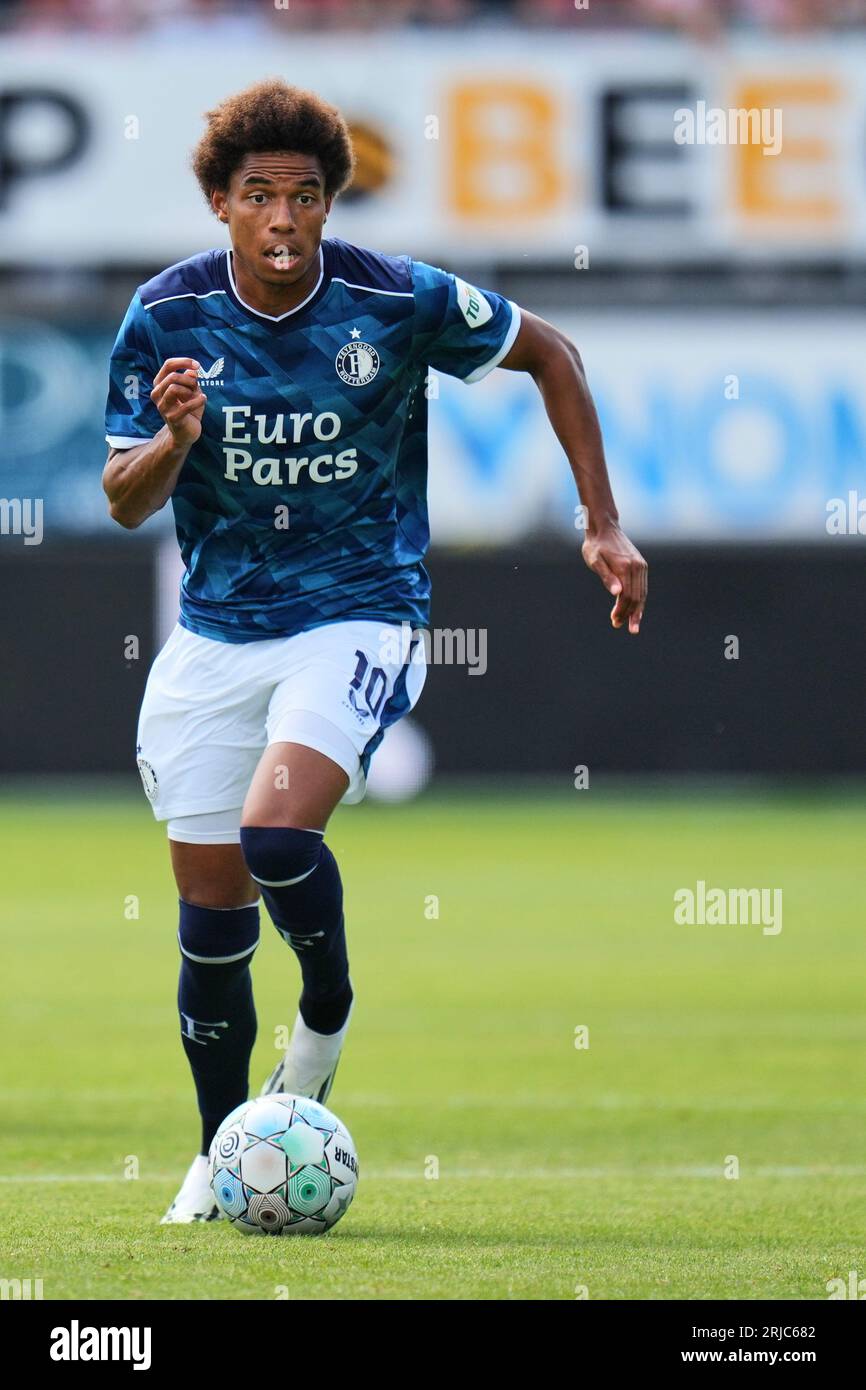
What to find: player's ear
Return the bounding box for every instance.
[211,188,228,222]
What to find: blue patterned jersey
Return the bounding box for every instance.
[105,238,521,643]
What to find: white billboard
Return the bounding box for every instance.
[1,32,865,264]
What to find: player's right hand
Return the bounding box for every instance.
[581,522,648,635]
[152,357,207,445]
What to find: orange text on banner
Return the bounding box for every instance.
[735,79,840,223]
[448,81,563,220]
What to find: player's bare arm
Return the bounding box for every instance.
[102,357,206,528]
[500,308,648,635]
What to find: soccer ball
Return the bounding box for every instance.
[208,1094,358,1235]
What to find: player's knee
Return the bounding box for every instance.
[239,825,325,889]
[173,874,258,911]
[170,839,257,910]
[177,898,260,966]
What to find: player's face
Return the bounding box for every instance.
[214,151,332,289]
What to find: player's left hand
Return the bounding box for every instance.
[581,523,648,635]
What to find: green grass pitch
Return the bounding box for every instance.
[0,784,863,1301]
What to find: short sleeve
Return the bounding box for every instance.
[408,260,521,384]
[104,291,164,447]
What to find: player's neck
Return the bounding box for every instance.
[229,246,322,318]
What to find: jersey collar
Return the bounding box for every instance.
[221,243,329,323]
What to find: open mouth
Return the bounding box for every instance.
[264,246,301,269]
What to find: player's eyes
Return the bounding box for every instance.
[247,193,314,205]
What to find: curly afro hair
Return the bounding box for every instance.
[191,79,355,210]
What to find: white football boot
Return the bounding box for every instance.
[260,995,354,1106]
[160,1154,221,1224]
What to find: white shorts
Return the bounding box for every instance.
[135,618,427,839]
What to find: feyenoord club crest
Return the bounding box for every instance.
[136,756,158,801]
[335,340,380,386]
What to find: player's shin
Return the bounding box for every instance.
[239,826,354,1102]
[239,827,353,1031]
[177,899,260,1155]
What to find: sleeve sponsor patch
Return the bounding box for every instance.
[454,276,493,329]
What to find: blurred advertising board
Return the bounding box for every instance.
[0,33,865,264]
[1,309,862,542]
[428,310,866,544]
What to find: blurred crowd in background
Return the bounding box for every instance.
[2,0,865,37]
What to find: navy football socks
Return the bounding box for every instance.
[240,826,354,1036]
[177,899,259,1156]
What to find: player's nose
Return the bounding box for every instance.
[269,197,296,231]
